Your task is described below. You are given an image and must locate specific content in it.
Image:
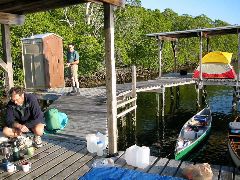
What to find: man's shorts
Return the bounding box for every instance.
[69,64,78,79]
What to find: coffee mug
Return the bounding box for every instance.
[7,163,16,173]
[21,162,31,172]
[27,147,35,156]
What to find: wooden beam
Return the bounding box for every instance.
[203,32,209,38]
[157,38,164,78]
[0,0,87,14]
[1,24,14,90]
[117,97,137,108]
[94,0,124,6]
[159,36,177,41]
[0,0,124,14]
[117,105,137,118]
[0,12,25,25]
[104,4,118,155]
[171,41,177,73]
[0,58,8,71]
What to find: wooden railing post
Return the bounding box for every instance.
[132,65,137,126]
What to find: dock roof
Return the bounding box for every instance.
[0,0,124,14]
[147,25,240,39]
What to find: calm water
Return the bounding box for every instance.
[118,84,237,167]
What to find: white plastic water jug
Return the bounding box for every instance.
[86,132,108,155]
[86,134,98,153]
[136,146,150,169]
[125,144,150,169]
[125,144,138,166]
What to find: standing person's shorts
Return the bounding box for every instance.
[69,64,78,79]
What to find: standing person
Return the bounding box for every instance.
[66,43,80,93]
[3,86,45,148]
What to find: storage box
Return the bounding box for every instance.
[183,130,196,140]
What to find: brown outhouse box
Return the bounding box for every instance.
[22,33,64,89]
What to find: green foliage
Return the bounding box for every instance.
[0,2,238,88]
[76,35,104,75]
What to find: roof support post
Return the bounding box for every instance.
[157,37,164,78]
[197,32,204,108]
[238,30,240,83]
[171,40,177,73]
[1,24,14,90]
[104,3,117,155]
[199,32,203,82]
[207,37,210,52]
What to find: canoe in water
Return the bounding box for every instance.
[174,107,212,160]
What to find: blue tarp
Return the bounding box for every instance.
[194,115,208,122]
[79,167,186,180]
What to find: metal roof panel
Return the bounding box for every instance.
[146,25,240,39]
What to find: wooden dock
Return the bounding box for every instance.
[3,75,236,179]
[35,74,196,139]
[0,135,239,179]
[47,95,108,139]
[44,73,196,98]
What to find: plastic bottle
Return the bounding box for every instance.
[13,142,20,161]
[92,158,114,168]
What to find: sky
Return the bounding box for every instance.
[141,0,240,25]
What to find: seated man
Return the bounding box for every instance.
[3,86,45,148]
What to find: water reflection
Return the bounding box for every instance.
[118,84,238,166]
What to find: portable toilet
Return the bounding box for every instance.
[22,33,64,89]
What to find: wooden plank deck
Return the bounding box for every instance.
[1,135,238,179]
[46,95,107,139]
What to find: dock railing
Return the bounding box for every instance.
[116,66,137,122]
